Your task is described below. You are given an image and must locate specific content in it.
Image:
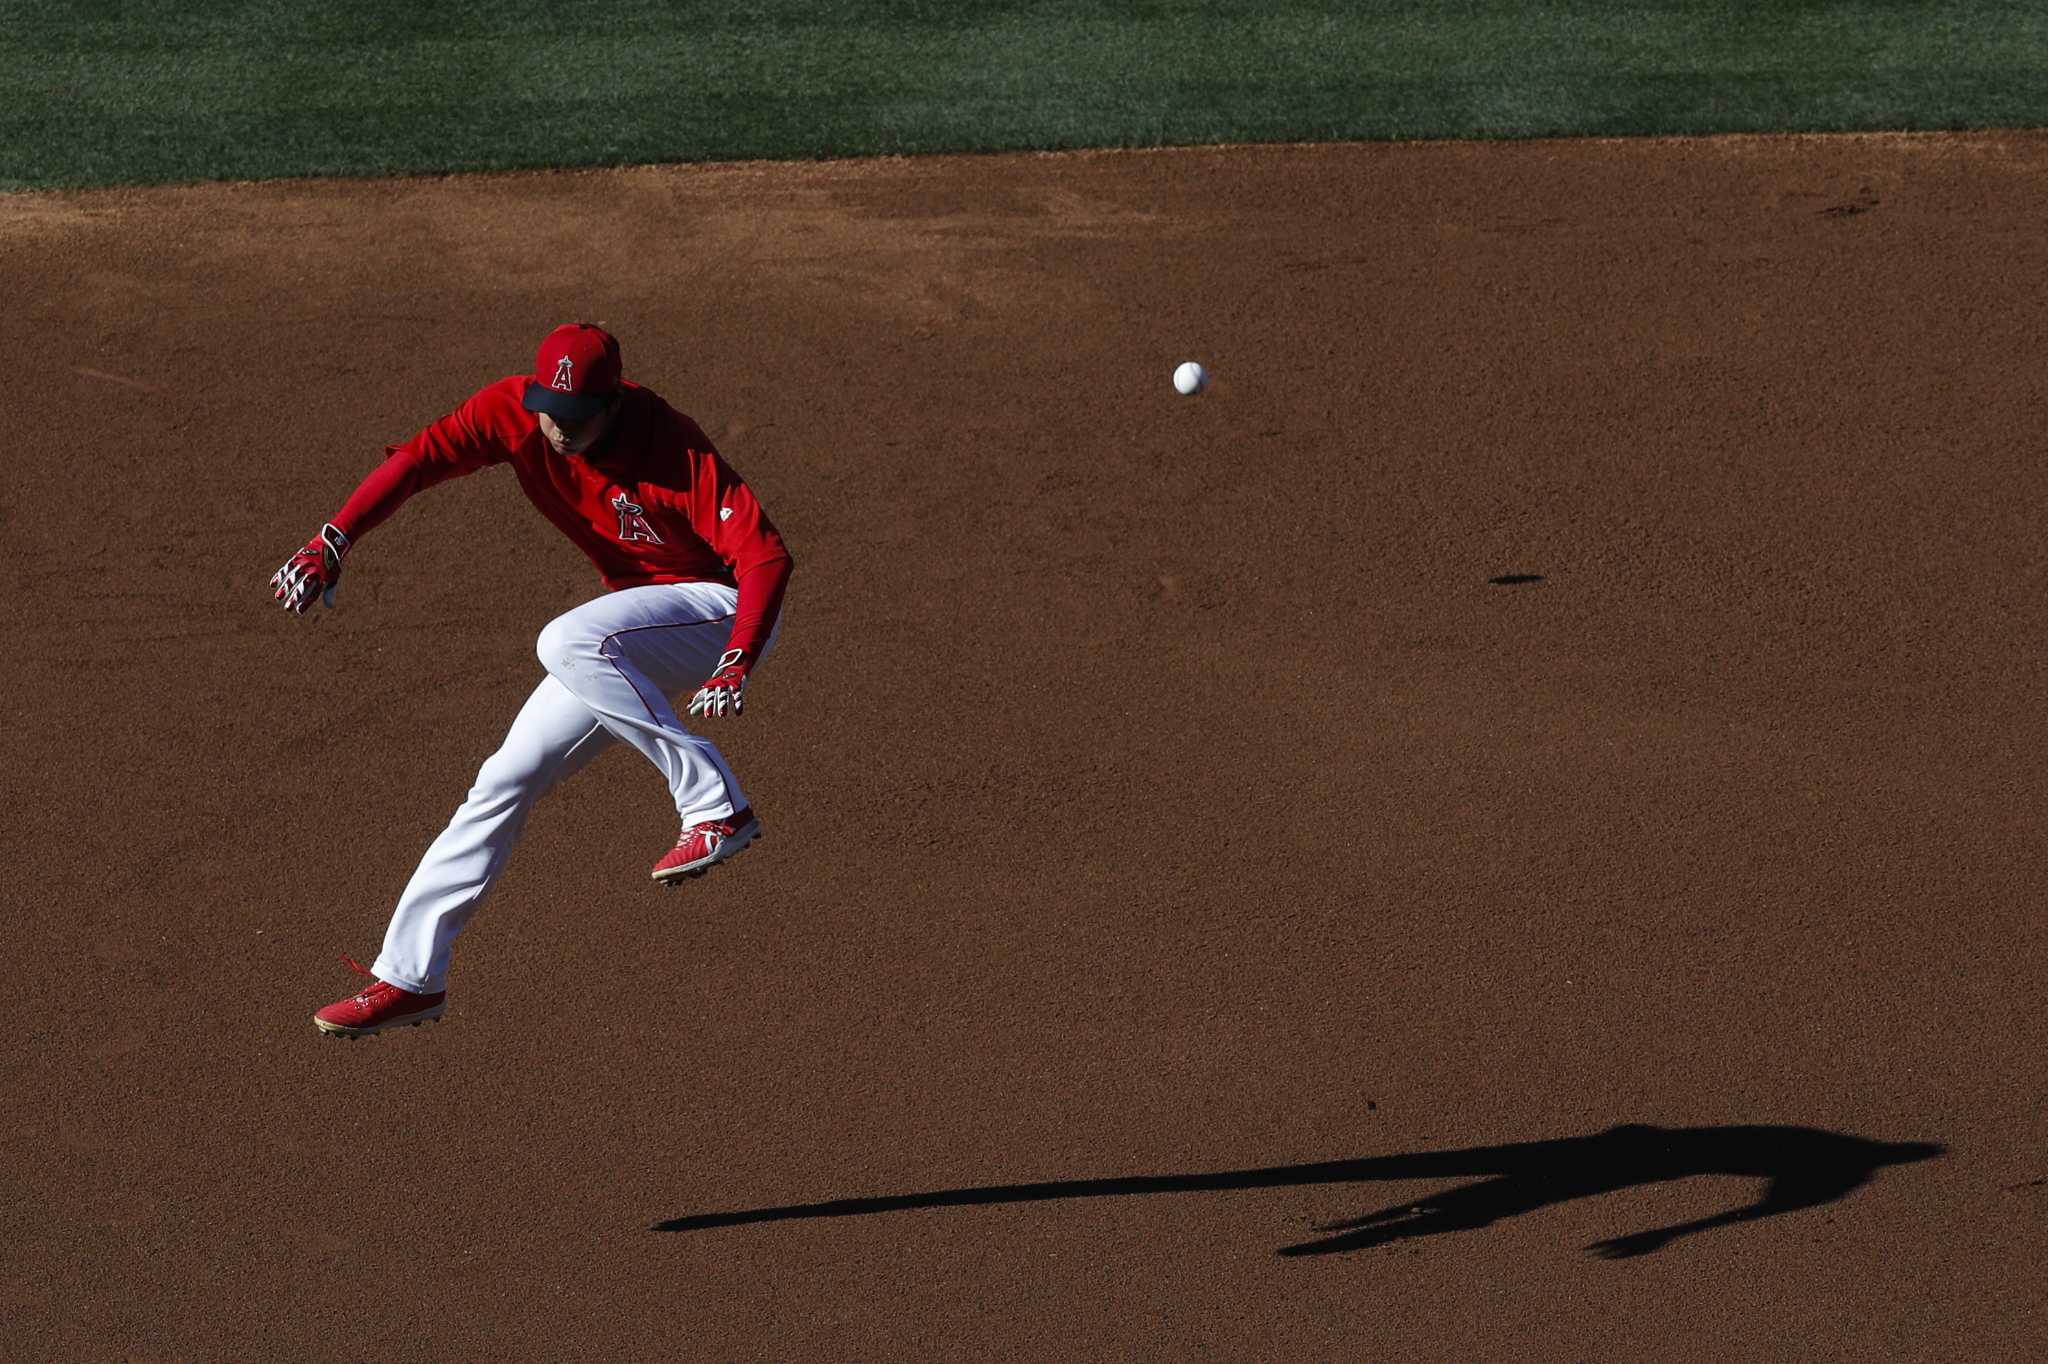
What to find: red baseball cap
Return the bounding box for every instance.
[522,323,622,423]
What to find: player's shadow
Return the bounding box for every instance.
[653,1123,1942,1258]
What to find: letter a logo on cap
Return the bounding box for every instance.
[525,323,622,423]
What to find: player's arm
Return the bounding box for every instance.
[681,449,794,718]
[269,386,510,614]
[1588,1165,1865,1259]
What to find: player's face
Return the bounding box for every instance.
[538,404,612,456]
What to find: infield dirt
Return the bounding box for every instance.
[6,133,2046,1359]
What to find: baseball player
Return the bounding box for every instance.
[274,323,793,1038]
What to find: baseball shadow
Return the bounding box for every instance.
[653,1123,1942,1258]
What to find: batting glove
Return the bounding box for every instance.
[270,523,350,615]
[687,648,749,718]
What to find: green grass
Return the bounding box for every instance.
[6,1,2048,189]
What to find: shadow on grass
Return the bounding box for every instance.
[653,1123,1942,1258]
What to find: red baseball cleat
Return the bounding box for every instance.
[652,806,761,884]
[312,956,447,1038]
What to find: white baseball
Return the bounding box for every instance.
[1173,361,1208,396]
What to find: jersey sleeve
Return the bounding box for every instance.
[328,381,518,542]
[679,444,794,660]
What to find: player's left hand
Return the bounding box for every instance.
[687,648,750,718]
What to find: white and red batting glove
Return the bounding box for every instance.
[687,648,750,718]
[270,523,350,614]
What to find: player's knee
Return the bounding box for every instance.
[468,754,524,804]
[472,742,544,801]
[534,615,589,676]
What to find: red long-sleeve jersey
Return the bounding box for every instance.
[329,377,792,658]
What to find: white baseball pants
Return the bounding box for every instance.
[371,581,770,993]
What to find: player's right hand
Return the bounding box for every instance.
[270,523,350,614]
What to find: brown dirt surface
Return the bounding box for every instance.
[7,132,2047,1361]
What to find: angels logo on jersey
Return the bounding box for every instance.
[611,491,664,544]
[551,356,575,391]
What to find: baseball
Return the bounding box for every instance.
[1173,361,1208,396]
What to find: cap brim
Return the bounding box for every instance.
[523,379,611,423]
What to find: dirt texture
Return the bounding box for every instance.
[6,133,2047,1360]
